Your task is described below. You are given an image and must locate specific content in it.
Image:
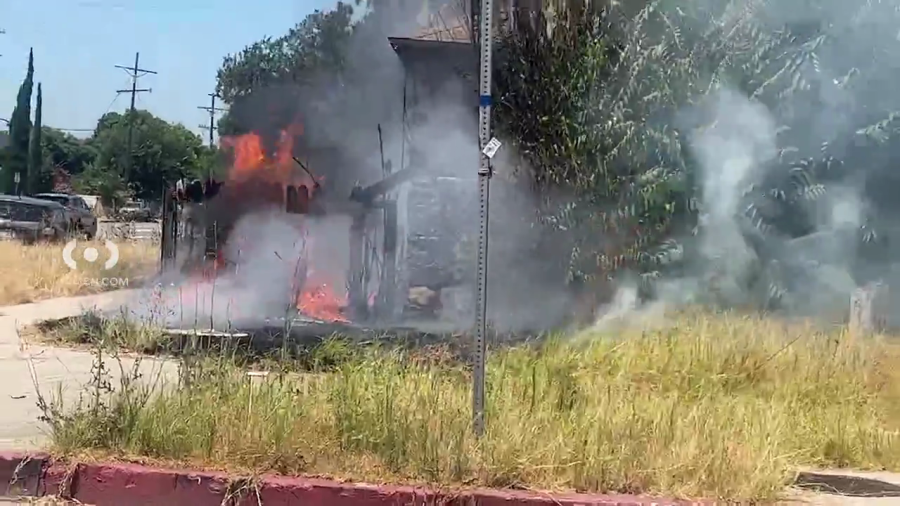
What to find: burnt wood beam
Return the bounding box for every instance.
[349,166,420,206]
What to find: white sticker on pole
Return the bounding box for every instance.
[482,137,502,159]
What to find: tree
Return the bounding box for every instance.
[88,111,207,200]
[211,0,900,314]
[214,2,356,137]
[494,0,900,310]
[72,162,129,209]
[27,83,43,194]
[2,49,34,194]
[41,127,97,177]
[194,145,227,180]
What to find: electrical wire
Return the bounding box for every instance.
[48,92,122,135]
[103,92,122,116]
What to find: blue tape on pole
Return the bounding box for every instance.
[479,94,492,107]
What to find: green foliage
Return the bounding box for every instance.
[41,127,96,176]
[216,1,353,101]
[2,49,34,194]
[88,111,208,200]
[72,162,130,210]
[194,145,228,180]
[215,2,356,136]
[27,83,44,194]
[494,6,691,286]
[494,0,900,308]
[0,50,220,201]
[204,0,900,312]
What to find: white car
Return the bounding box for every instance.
[119,200,154,222]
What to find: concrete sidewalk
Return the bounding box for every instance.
[0,291,175,451]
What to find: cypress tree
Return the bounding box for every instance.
[3,49,34,194]
[27,83,42,194]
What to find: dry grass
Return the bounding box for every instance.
[0,240,158,306]
[30,310,173,354]
[41,311,900,501]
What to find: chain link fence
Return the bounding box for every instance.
[97,220,162,243]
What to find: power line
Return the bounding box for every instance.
[53,94,124,137]
[50,127,94,132]
[0,28,5,57]
[101,92,122,117]
[115,52,156,180]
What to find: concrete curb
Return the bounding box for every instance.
[0,452,702,505]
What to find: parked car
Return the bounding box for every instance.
[118,200,154,222]
[0,195,69,243]
[32,193,98,238]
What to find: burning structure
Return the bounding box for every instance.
[159,36,481,332]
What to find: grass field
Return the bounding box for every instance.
[0,240,158,306]
[39,311,900,502]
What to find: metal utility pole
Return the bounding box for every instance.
[472,0,500,438]
[115,52,156,180]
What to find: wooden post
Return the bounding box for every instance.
[159,188,178,273]
[347,212,368,321]
[377,201,399,321]
[849,281,889,337]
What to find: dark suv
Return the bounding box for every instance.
[33,193,98,238]
[0,195,69,243]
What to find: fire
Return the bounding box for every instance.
[217,124,347,324]
[297,283,348,323]
[220,124,309,188]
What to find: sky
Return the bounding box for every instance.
[0,0,343,140]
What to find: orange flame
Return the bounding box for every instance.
[297,283,348,323]
[220,124,308,187]
[218,125,346,323]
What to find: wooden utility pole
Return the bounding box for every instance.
[198,92,226,182]
[115,52,156,180]
[197,92,225,149]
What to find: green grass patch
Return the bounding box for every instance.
[38,311,900,501]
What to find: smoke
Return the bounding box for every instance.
[689,89,777,306]
[596,5,900,326]
[591,84,872,322]
[121,0,504,330]
[147,209,308,329]
[583,0,900,325]
[127,0,900,333]
[135,208,355,330]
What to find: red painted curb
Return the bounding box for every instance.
[0,451,702,505]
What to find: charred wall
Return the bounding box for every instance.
[392,38,479,294]
[392,37,576,330]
